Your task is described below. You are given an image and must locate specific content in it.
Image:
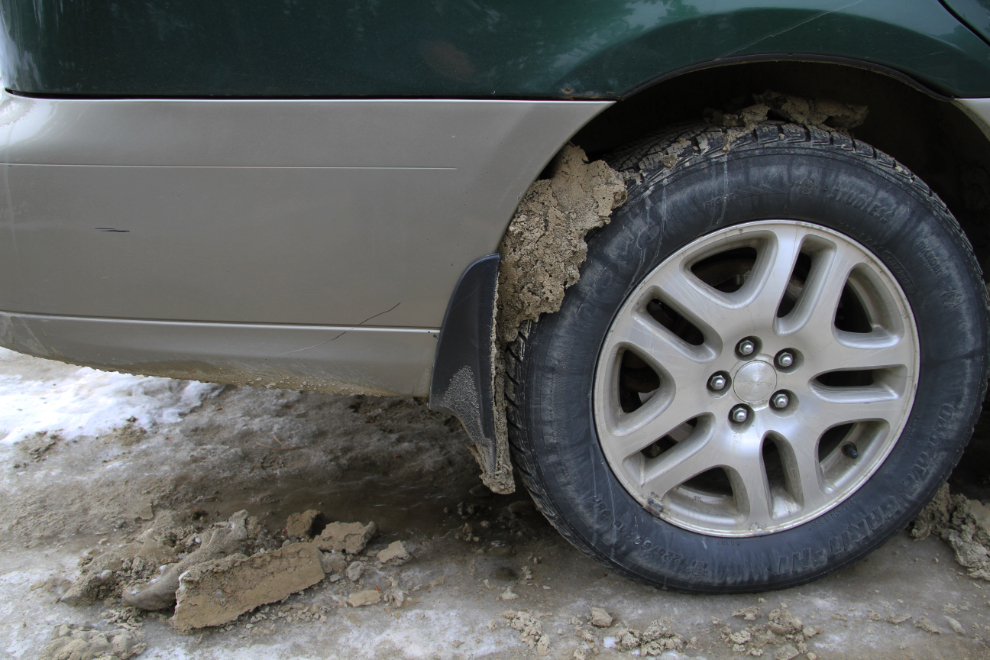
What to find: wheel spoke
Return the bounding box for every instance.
[640,420,722,496]
[645,263,737,342]
[725,442,774,531]
[740,225,806,328]
[603,387,712,460]
[803,387,906,429]
[805,331,914,376]
[606,310,713,382]
[779,240,864,340]
[774,434,829,511]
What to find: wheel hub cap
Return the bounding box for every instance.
[733,361,776,403]
[593,220,919,537]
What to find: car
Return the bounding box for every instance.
[2,0,990,593]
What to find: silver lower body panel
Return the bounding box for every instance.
[0,312,438,396]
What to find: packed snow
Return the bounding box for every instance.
[0,347,220,446]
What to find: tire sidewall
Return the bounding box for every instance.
[521,141,988,591]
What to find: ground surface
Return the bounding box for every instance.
[2,347,990,659]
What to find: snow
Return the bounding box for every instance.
[0,347,220,445]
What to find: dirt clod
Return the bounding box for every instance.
[589,607,613,628]
[122,510,254,611]
[774,644,800,660]
[39,625,146,660]
[347,589,382,607]
[733,606,762,621]
[285,509,321,538]
[768,604,803,635]
[377,540,411,565]
[916,617,942,634]
[503,610,546,651]
[912,484,990,580]
[172,542,324,633]
[315,521,377,554]
[346,561,364,582]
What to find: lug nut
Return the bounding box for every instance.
[777,351,794,368]
[737,339,756,356]
[730,406,749,424]
[771,392,789,409]
[709,374,727,391]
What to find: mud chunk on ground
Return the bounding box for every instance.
[60,544,139,606]
[498,586,519,601]
[502,610,546,652]
[123,510,253,611]
[320,551,347,575]
[347,589,381,607]
[346,561,364,582]
[315,521,377,554]
[911,484,990,580]
[916,617,942,634]
[39,624,145,660]
[912,484,953,541]
[945,616,965,634]
[172,541,323,633]
[588,607,613,628]
[774,644,801,660]
[496,144,626,346]
[733,606,762,621]
[768,604,803,635]
[377,540,411,565]
[617,628,641,650]
[285,509,321,538]
[638,618,684,654]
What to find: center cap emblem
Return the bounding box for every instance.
[733,360,777,403]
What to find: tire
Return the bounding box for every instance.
[506,122,990,592]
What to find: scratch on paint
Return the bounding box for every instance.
[716,0,867,59]
[276,302,402,356]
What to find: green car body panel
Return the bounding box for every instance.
[2,0,990,99]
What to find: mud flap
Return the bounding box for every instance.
[429,254,502,483]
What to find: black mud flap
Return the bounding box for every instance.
[429,253,500,474]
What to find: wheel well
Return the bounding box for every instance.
[571,60,990,277]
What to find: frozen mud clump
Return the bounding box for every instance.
[912,483,990,580]
[501,610,550,655]
[39,624,145,660]
[753,90,868,130]
[60,510,205,607]
[315,520,377,554]
[172,542,324,633]
[700,91,868,155]
[285,509,322,538]
[347,589,382,607]
[123,510,256,611]
[377,540,411,565]
[588,607,613,628]
[489,145,627,493]
[496,144,627,346]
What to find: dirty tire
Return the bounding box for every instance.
[505,122,990,592]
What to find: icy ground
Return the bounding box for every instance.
[1,347,990,659]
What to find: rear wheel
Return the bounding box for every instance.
[506,122,989,592]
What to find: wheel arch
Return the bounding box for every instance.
[569,58,990,278]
